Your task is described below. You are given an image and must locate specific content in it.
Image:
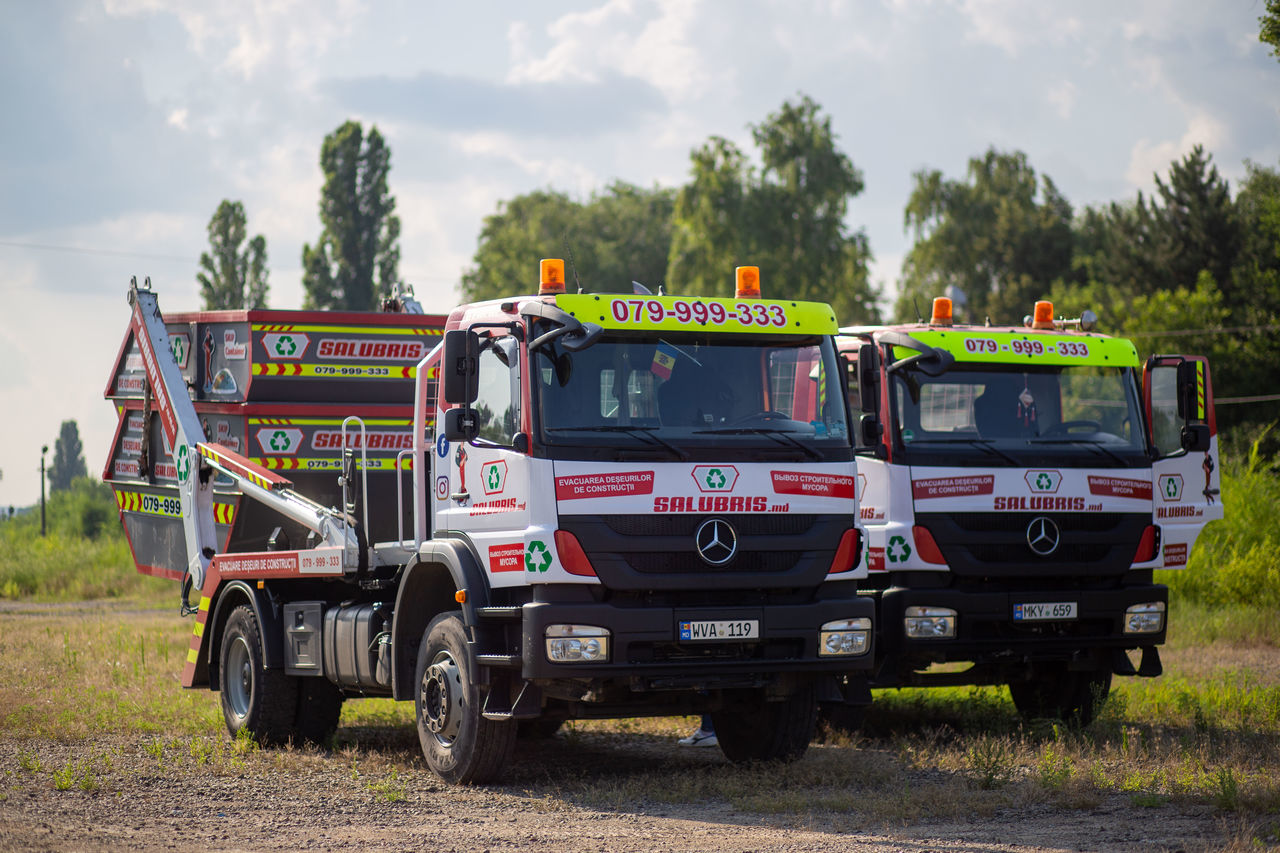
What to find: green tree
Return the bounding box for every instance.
[302,121,401,311]
[1152,145,1238,296]
[1261,0,1280,60]
[197,200,269,309]
[667,95,879,323]
[896,148,1073,323]
[461,182,674,302]
[48,420,87,493]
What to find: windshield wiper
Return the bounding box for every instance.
[695,427,824,460]
[544,425,689,460]
[911,437,1021,466]
[1030,438,1127,466]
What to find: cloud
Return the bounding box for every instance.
[321,69,667,138]
[1046,81,1076,120]
[1124,113,1230,192]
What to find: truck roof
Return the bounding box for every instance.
[838,322,1140,369]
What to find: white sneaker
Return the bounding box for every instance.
[677,728,718,747]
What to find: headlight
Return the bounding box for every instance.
[544,624,610,663]
[819,617,871,656]
[1124,601,1165,634]
[904,606,956,639]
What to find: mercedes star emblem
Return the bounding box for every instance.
[1026,516,1061,556]
[694,518,738,566]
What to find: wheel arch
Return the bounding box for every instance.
[391,540,489,701]
[206,580,284,692]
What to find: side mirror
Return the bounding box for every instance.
[442,330,479,404]
[859,413,883,446]
[1181,423,1210,453]
[443,407,478,443]
[1175,360,1204,422]
[857,343,881,414]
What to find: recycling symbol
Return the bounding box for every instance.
[1035,473,1053,490]
[171,336,187,365]
[525,540,552,573]
[886,534,912,563]
[274,335,297,357]
[705,468,727,489]
[269,430,292,452]
[487,466,502,490]
[1165,478,1179,497]
[175,444,191,484]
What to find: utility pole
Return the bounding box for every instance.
[40,445,48,537]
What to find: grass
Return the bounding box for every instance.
[2,607,1279,849]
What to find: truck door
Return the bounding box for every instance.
[1144,355,1224,568]
[436,332,534,581]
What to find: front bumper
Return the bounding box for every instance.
[875,582,1167,677]
[519,596,875,687]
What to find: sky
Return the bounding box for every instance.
[0,0,1277,508]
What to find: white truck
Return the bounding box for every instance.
[105,263,875,783]
[837,297,1222,723]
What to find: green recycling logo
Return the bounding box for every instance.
[887,534,912,563]
[1159,474,1184,501]
[274,335,297,357]
[170,334,189,368]
[257,427,303,455]
[525,540,552,573]
[175,444,191,484]
[1024,469,1062,493]
[270,430,292,452]
[481,461,508,496]
[691,464,738,492]
[261,332,308,360]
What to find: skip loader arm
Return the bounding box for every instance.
[127,281,360,605]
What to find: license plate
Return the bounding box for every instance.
[679,619,760,641]
[1014,602,1077,621]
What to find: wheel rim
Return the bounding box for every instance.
[421,650,464,745]
[225,636,253,721]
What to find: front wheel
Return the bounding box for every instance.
[219,605,299,745]
[712,687,817,763]
[414,611,516,784]
[1008,664,1112,726]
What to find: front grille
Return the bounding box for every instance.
[916,511,1149,577]
[558,513,848,592]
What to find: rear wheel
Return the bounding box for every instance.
[712,687,817,763]
[414,611,516,784]
[1008,664,1112,726]
[219,605,299,745]
[295,678,345,745]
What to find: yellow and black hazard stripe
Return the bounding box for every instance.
[252,363,419,379]
[115,488,237,524]
[256,456,413,471]
[251,323,443,336]
[182,594,212,686]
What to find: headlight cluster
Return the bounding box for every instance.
[1124,601,1165,634]
[819,617,872,656]
[904,605,956,639]
[544,624,610,663]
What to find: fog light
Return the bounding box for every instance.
[1124,601,1165,634]
[545,624,610,663]
[904,606,956,639]
[819,617,871,657]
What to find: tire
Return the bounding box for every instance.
[1008,664,1112,727]
[414,611,516,784]
[711,686,818,763]
[219,605,299,745]
[818,702,867,736]
[295,678,345,745]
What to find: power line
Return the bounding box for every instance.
[1127,324,1280,338]
[0,238,193,264]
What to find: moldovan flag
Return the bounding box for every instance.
[651,343,678,380]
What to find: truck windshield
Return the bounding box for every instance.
[889,363,1148,468]
[532,330,852,461]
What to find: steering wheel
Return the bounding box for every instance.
[1044,420,1102,436]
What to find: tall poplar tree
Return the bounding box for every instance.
[301,121,401,311]
[197,200,269,309]
[48,420,87,493]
